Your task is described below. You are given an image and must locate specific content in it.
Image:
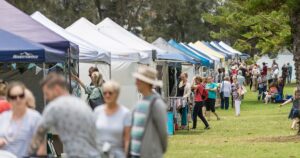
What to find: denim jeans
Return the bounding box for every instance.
[220,92,229,110]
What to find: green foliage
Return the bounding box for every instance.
[6,0,219,42]
[203,0,292,56]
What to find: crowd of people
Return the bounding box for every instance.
[0,66,168,158]
[173,59,295,132]
[0,59,298,157]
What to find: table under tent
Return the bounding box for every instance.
[31,11,112,100]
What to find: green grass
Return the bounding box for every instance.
[166,84,300,158]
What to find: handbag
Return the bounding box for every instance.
[88,87,104,110]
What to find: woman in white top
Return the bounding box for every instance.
[220,76,232,110]
[94,81,131,158]
[177,72,191,129]
[0,82,41,158]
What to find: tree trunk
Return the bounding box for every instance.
[290,10,300,135]
[291,11,300,87]
[94,0,103,20]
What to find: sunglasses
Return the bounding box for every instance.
[103,91,114,96]
[8,93,25,100]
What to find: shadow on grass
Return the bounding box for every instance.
[173,129,206,135]
[249,135,300,143]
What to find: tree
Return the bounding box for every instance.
[203,1,291,57]
[141,0,219,42]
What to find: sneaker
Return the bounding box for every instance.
[204,126,210,130]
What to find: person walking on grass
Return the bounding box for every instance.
[280,89,300,130]
[219,76,231,110]
[191,76,210,130]
[232,78,242,116]
[205,76,220,121]
[129,66,168,158]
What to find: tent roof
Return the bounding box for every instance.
[168,39,210,66]
[152,37,197,64]
[182,43,218,64]
[188,43,220,62]
[180,43,213,64]
[193,41,225,61]
[31,11,110,64]
[203,42,231,59]
[66,17,150,63]
[0,29,65,62]
[0,1,70,51]
[210,41,235,57]
[97,18,166,54]
[218,41,242,55]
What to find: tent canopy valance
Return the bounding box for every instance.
[0,29,65,63]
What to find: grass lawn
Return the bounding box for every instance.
[165,83,300,158]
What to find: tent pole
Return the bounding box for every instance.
[43,63,46,107]
[109,63,112,79]
[68,48,72,94]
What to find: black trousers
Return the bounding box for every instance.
[193,101,209,128]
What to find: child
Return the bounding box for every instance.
[280,90,300,130]
[264,83,278,104]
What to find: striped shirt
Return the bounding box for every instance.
[130,95,154,156]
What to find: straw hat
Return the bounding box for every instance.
[133,66,163,87]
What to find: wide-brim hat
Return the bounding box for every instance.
[133,66,163,87]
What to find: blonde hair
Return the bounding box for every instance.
[0,82,7,96]
[91,71,104,87]
[25,89,36,109]
[103,80,120,95]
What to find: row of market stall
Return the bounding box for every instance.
[0,0,248,110]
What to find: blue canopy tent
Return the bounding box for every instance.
[0,29,65,63]
[168,39,210,67]
[152,38,198,64]
[209,41,235,58]
[180,43,214,68]
[202,42,230,60]
[0,0,72,52]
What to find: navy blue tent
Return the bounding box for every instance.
[183,44,215,68]
[0,29,65,62]
[0,0,74,54]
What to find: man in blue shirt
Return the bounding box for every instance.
[205,76,221,121]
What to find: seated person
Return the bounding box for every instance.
[264,83,278,104]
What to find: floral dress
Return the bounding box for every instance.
[232,83,242,101]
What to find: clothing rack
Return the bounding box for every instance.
[168,97,190,131]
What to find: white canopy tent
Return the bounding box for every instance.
[96,18,166,55]
[31,12,111,101]
[66,18,149,109]
[66,17,151,63]
[31,11,111,64]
